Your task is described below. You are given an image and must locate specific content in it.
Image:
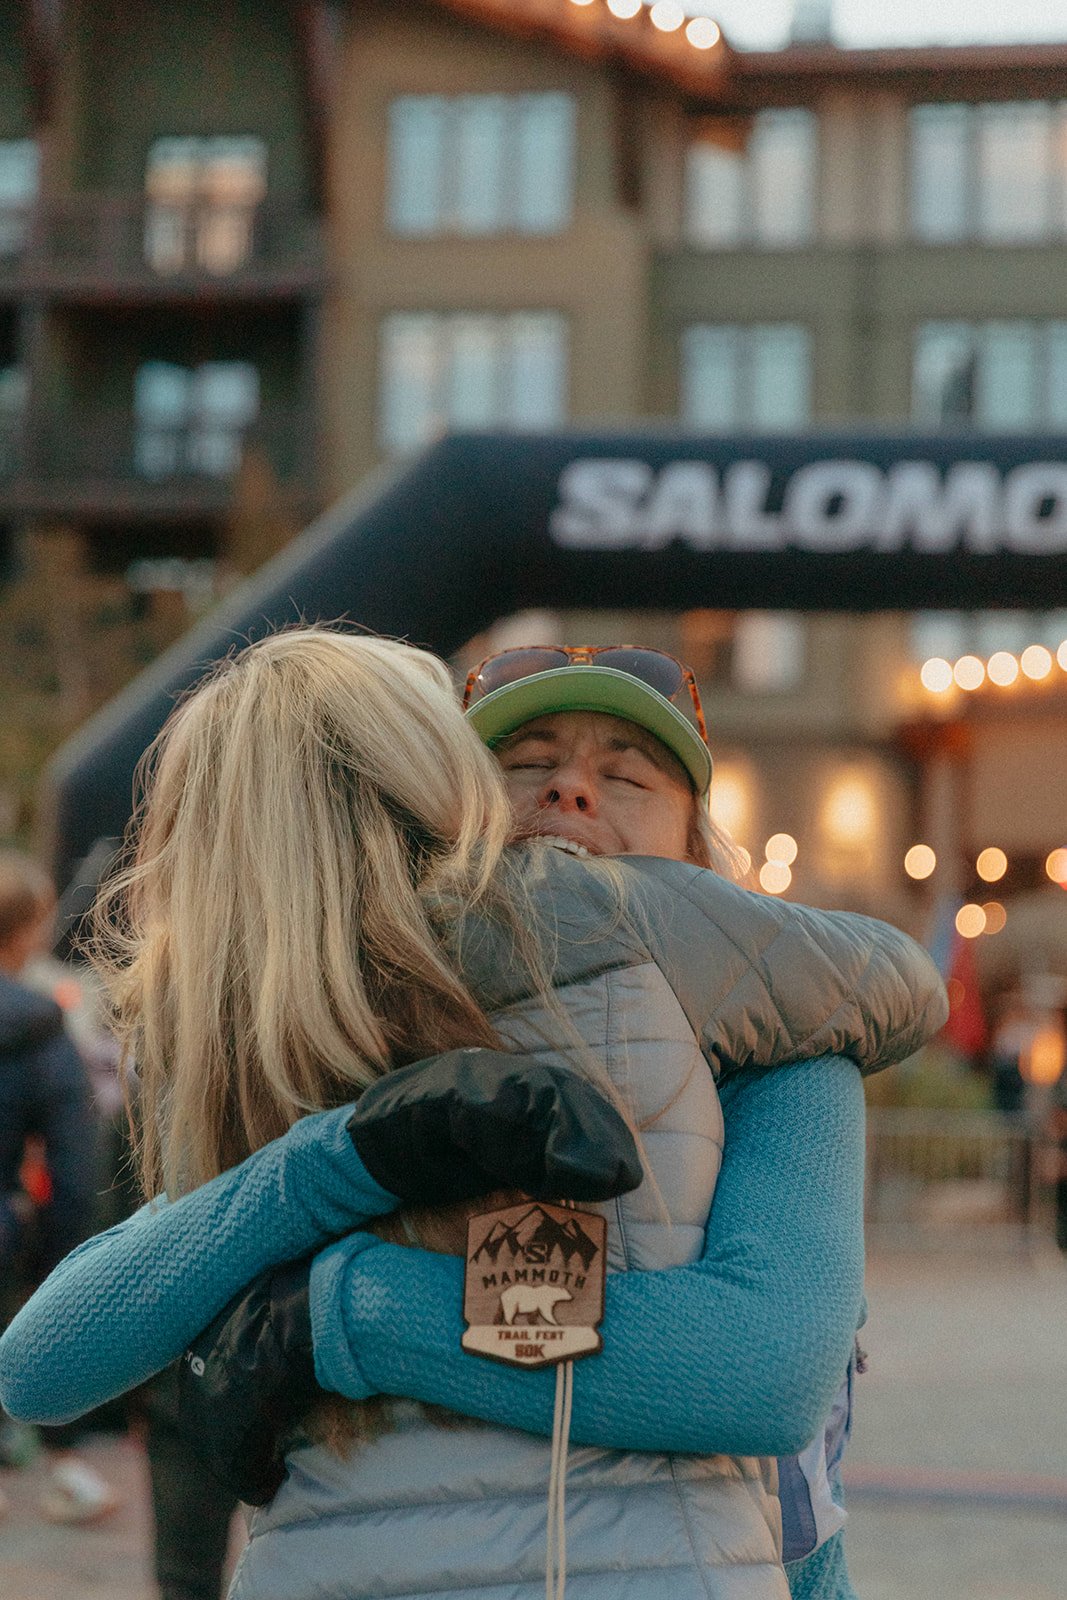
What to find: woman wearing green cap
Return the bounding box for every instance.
[0,628,946,1600]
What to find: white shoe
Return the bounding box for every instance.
[39,1455,122,1524]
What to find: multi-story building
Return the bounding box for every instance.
[5,2,1067,983]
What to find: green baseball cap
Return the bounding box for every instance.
[466,664,713,795]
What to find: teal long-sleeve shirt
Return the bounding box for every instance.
[0,1056,865,1598]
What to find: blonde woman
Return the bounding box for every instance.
[0,628,946,1600]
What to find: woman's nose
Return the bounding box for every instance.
[540,768,597,814]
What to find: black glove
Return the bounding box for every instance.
[178,1257,314,1505]
[347,1048,643,1205]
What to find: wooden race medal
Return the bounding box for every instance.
[462,1200,606,1368]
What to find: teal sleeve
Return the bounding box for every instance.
[311,1055,866,1459]
[0,1105,395,1425]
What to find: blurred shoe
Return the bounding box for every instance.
[39,1455,122,1524]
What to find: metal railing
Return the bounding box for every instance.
[0,197,324,290]
[865,1106,1055,1245]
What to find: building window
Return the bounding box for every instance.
[685,110,817,248]
[910,102,1067,242]
[913,321,1067,429]
[379,312,567,455]
[387,94,575,237]
[144,137,267,275]
[134,361,260,478]
[681,324,812,430]
[0,140,39,256]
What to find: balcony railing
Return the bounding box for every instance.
[0,405,314,520]
[0,196,325,298]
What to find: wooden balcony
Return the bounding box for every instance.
[0,196,325,303]
[0,406,316,522]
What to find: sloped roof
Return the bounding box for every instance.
[427,1,1067,109]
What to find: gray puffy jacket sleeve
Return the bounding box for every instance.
[622,857,948,1077]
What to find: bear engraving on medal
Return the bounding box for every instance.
[462,1201,606,1367]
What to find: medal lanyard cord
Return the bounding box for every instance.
[546,1196,576,1600]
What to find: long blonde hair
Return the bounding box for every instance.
[91,627,527,1199]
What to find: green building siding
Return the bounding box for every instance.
[73,0,310,201]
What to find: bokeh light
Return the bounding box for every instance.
[953,655,985,691]
[1058,639,1067,672]
[1021,644,1053,680]
[765,832,798,866]
[955,903,987,938]
[904,844,936,880]
[976,847,1007,883]
[920,657,953,692]
[759,861,792,895]
[649,0,685,28]
[982,901,1007,935]
[685,16,721,47]
[1046,848,1067,886]
[606,0,642,16]
[986,651,1019,686]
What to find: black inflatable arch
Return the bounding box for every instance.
[49,427,1067,888]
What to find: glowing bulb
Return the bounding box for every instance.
[920,658,953,693]
[976,847,1007,883]
[1046,848,1067,885]
[765,832,798,866]
[759,860,792,895]
[607,0,641,15]
[955,903,986,939]
[1021,644,1053,680]
[904,844,936,881]
[987,651,1019,686]
[953,655,985,691]
[685,16,721,47]
[650,0,685,29]
[982,901,1007,935]
[1026,1026,1067,1086]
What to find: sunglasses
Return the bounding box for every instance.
[462,646,709,745]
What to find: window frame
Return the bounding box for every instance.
[385,92,576,240]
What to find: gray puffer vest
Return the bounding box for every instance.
[232,849,946,1600]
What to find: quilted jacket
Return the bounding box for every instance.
[231,847,946,1600]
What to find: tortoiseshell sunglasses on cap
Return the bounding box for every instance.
[462,646,709,745]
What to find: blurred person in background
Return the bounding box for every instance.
[0,848,119,1523]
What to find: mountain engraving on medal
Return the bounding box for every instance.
[462,1200,606,1368]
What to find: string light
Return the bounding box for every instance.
[1021,644,1053,680]
[1046,848,1067,886]
[987,651,1019,686]
[685,15,720,46]
[759,860,791,895]
[567,0,724,52]
[953,655,985,691]
[765,832,798,866]
[904,844,936,880]
[976,847,1007,883]
[920,658,953,693]
[955,903,986,939]
[650,0,685,29]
